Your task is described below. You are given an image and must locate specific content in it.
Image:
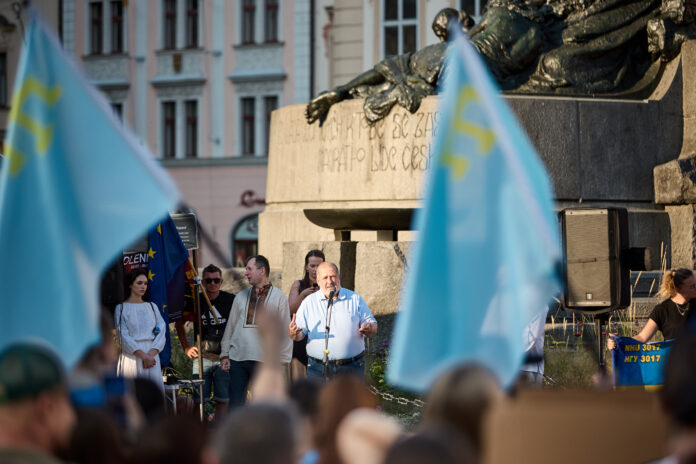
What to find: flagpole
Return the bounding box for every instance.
[191,249,205,422]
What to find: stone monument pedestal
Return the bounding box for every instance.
[261,41,696,315]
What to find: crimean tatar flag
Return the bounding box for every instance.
[387,30,562,392]
[0,13,179,367]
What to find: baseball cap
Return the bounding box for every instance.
[0,343,66,405]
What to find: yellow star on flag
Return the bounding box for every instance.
[148,247,156,259]
[148,270,155,281]
[157,224,162,235]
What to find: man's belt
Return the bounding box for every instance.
[309,352,364,366]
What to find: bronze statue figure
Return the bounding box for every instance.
[306,0,696,125]
[305,9,471,125]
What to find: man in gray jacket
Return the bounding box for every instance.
[220,255,292,409]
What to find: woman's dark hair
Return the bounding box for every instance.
[301,249,325,289]
[123,269,148,301]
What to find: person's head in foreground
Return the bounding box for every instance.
[336,408,403,464]
[383,424,477,464]
[661,332,696,462]
[215,403,297,464]
[422,363,500,457]
[314,374,378,464]
[0,343,76,459]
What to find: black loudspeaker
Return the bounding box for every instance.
[561,208,630,312]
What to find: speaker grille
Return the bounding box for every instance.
[564,210,612,306]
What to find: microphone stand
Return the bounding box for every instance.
[322,290,335,380]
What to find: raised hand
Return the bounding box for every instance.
[289,313,304,340]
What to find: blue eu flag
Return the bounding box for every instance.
[387,31,562,391]
[0,14,180,367]
[147,216,189,367]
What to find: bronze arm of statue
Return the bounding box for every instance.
[305,71,385,124]
[305,8,473,125]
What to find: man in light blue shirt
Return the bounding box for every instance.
[289,262,378,379]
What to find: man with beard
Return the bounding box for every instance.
[220,255,292,409]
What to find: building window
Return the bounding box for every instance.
[264,96,277,155]
[186,0,199,48]
[242,97,255,156]
[185,100,198,158]
[231,213,259,267]
[110,1,124,53]
[111,102,123,120]
[0,53,6,107]
[383,0,417,58]
[242,0,256,44]
[163,0,177,50]
[461,0,488,22]
[162,101,176,159]
[89,2,104,54]
[264,0,278,42]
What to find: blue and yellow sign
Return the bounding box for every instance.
[612,337,673,390]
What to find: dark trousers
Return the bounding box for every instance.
[307,356,366,380]
[227,360,258,409]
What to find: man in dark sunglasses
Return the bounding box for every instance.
[175,264,236,422]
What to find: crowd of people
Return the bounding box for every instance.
[3,262,696,464]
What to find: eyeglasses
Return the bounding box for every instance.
[204,278,221,284]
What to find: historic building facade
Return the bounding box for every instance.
[58,0,311,266]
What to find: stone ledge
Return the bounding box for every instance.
[654,154,696,204]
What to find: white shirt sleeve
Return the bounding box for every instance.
[357,295,377,324]
[220,293,243,357]
[296,298,309,334]
[115,304,139,355]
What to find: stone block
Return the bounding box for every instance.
[577,100,663,201]
[507,96,581,200]
[654,155,696,204]
[666,204,696,268]
[354,241,411,316]
[259,207,336,273]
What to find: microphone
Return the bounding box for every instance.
[328,289,335,303]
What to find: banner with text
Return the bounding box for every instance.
[612,337,673,389]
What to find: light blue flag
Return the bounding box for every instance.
[387,31,562,392]
[0,14,179,367]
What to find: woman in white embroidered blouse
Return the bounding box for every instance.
[115,269,166,391]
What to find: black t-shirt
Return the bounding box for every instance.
[185,290,235,358]
[648,299,695,340]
